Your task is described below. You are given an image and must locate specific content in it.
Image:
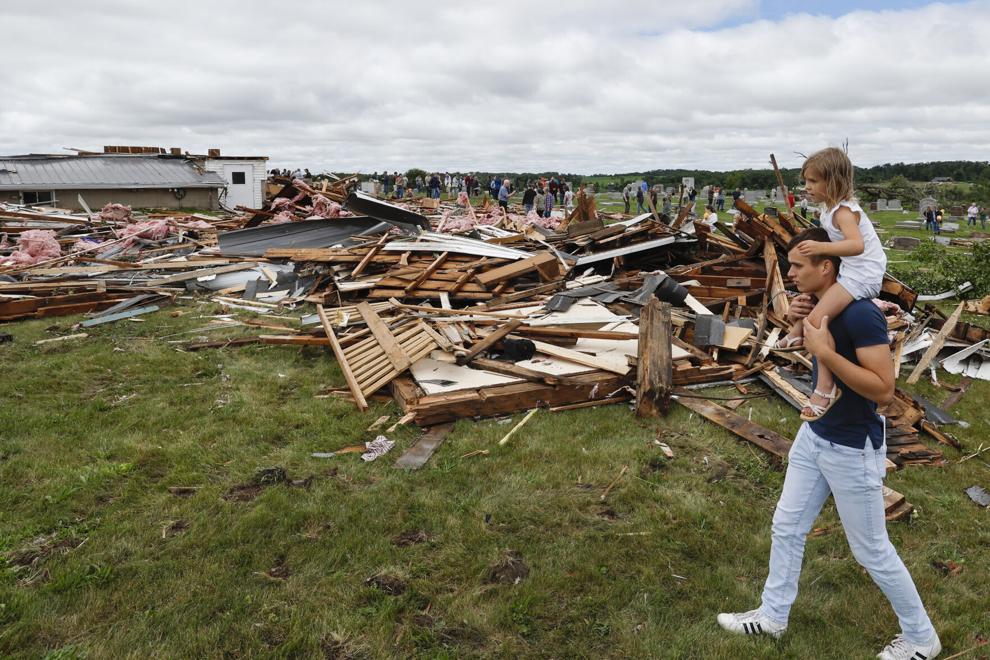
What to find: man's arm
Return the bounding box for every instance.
[804,316,895,404]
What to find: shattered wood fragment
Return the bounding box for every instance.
[395,423,453,470]
[676,396,791,458]
[906,302,963,384]
[636,298,673,417]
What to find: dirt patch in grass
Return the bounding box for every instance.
[6,535,84,568]
[393,530,431,547]
[320,635,366,660]
[263,554,291,581]
[222,466,295,502]
[162,520,189,539]
[596,507,619,521]
[365,573,407,595]
[485,550,529,585]
[223,483,265,502]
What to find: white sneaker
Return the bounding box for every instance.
[716,608,786,639]
[877,633,941,660]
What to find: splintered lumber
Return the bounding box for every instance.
[350,233,390,277]
[497,408,538,446]
[404,251,449,292]
[317,304,368,411]
[336,318,439,404]
[145,262,258,287]
[759,366,809,410]
[391,371,626,425]
[394,423,454,470]
[471,357,563,385]
[529,339,631,376]
[883,486,914,521]
[906,302,964,384]
[636,298,672,417]
[475,251,560,286]
[676,396,792,458]
[763,241,790,321]
[356,302,410,372]
[459,319,523,365]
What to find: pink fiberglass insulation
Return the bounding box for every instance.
[181,219,215,230]
[268,210,295,225]
[72,237,103,252]
[96,203,133,223]
[0,229,62,266]
[439,213,477,233]
[521,211,561,230]
[117,219,174,243]
[269,197,294,212]
[310,195,342,219]
[0,233,9,250]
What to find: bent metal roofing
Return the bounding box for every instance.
[0,154,226,190]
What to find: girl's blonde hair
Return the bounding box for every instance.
[801,147,855,208]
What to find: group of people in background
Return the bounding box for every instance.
[925,202,988,234]
[518,179,574,216]
[365,172,575,215]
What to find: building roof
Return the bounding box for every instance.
[0,154,227,191]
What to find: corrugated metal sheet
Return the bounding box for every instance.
[0,155,226,190]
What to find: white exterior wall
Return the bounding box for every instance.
[204,158,268,209]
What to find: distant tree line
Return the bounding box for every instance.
[367,161,990,198]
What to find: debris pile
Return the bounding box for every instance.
[3,171,985,521]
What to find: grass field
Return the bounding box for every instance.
[2,215,989,658]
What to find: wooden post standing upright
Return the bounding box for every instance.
[636,297,673,417]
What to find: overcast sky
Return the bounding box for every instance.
[2,0,987,173]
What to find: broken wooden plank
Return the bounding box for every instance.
[471,357,562,386]
[145,262,258,287]
[906,301,964,384]
[317,304,368,411]
[676,396,792,458]
[636,298,672,417]
[528,338,631,376]
[459,319,523,365]
[475,251,560,287]
[356,302,410,372]
[763,241,790,321]
[394,423,454,470]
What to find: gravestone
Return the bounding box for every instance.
[941,222,959,233]
[876,199,888,210]
[887,199,902,210]
[951,206,965,218]
[764,206,779,217]
[869,202,878,211]
[889,236,921,250]
[745,190,760,203]
[919,196,936,213]
[360,181,379,194]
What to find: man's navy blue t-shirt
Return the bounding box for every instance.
[808,298,889,449]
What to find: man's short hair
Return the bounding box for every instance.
[788,227,840,272]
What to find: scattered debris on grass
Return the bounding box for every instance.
[393,530,431,547]
[365,573,407,595]
[485,549,530,585]
[4,169,985,516]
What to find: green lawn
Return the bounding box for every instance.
[2,300,988,659]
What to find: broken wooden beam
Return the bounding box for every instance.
[636,297,672,417]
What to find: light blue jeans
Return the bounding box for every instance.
[759,423,935,644]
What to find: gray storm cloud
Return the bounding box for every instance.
[1,0,987,172]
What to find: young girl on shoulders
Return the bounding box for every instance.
[778,147,887,420]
